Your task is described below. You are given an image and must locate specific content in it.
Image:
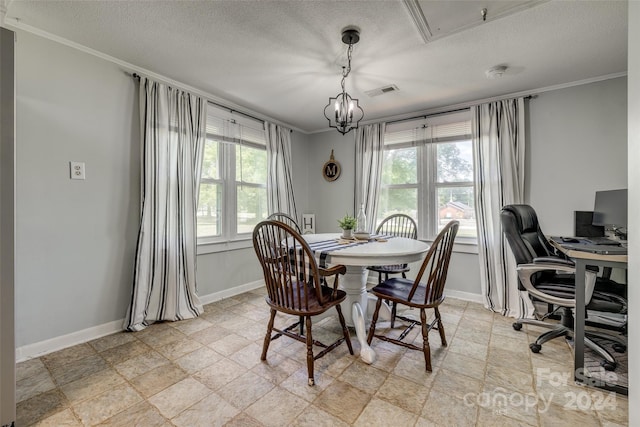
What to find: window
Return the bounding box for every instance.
[378,111,476,241]
[197,104,268,242]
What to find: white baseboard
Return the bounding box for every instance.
[16,280,265,363]
[199,280,263,305]
[444,289,484,304]
[16,280,480,362]
[16,319,124,363]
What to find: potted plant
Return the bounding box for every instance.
[338,214,357,239]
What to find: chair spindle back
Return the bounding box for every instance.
[266,212,301,234]
[376,214,418,239]
[253,220,323,313]
[409,221,459,303]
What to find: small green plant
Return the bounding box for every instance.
[338,214,357,230]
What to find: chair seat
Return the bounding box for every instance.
[266,281,347,316]
[370,277,443,308]
[534,278,626,314]
[542,272,626,298]
[367,264,410,274]
[367,220,459,373]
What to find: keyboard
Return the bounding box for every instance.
[560,243,627,255]
[582,237,620,246]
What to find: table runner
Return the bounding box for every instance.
[307,235,392,267]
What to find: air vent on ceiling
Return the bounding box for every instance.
[365,84,399,97]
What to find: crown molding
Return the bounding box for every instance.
[4,17,305,134]
[5,18,626,136]
[351,71,628,130]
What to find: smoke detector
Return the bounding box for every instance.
[485,65,508,79]
[365,84,400,97]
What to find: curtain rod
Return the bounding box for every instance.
[131,72,292,132]
[131,73,261,122]
[385,95,535,126]
[385,107,469,126]
[207,100,294,132]
[207,100,265,125]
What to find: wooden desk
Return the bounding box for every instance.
[303,234,429,364]
[550,239,628,394]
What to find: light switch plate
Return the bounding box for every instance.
[70,161,85,180]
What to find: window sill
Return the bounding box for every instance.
[452,241,479,254]
[197,237,253,255]
[420,238,478,255]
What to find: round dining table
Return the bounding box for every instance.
[302,233,430,364]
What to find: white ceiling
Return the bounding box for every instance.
[5,0,628,133]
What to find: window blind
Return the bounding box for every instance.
[206,104,266,147]
[384,110,471,147]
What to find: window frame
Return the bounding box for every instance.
[233,140,268,237]
[197,104,267,247]
[380,111,476,244]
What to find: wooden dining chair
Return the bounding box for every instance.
[266,212,308,335]
[367,213,418,327]
[252,220,353,385]
[366,220,459,372]
[266,212,302,234]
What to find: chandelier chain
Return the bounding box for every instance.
[340,43,353,93]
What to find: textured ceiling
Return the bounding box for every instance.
[5,0,628,133]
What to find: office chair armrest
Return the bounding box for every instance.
[516,263,597,307]
[535,255,601,273]
[533,256,574,267]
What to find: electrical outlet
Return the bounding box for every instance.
[70,161,85,180]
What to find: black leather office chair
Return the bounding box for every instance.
[501,205,626,370]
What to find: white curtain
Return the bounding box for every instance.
[354,123,386,233]
[124,77,206,331]
[472,98,533,318]
[265,122,299,221]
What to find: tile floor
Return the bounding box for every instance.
[16,288,628,426]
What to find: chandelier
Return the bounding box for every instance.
[324,28,364,135]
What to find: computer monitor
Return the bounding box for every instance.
[592,189,627,239]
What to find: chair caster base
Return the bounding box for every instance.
[529,343,541,353]
[613,343,626,353]
[601,360,617,371]
[513,322,522,331]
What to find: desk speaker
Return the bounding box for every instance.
[574,211,605,237]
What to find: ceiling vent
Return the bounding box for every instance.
[365,85,399,97]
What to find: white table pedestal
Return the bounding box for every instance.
[302,233,428,365]
[339,266,391,364]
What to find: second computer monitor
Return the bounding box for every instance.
[592,189,627,237]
